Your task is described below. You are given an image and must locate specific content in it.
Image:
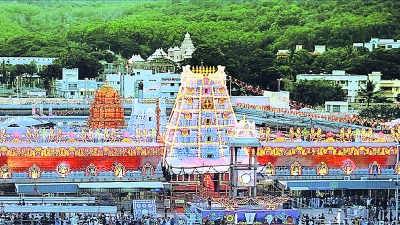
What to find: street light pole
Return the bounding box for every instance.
[396,143,399,225]
[277,78,283,92]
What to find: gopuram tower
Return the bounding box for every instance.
[164,65,237,158]
[87,80,125,129]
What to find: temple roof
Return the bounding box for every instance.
[97,80,118,94]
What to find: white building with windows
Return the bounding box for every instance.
[105,69,181,99]
[353,38,400,51]
[325,101,349,113]
[296,70,382,103]
[54,68,181,101]
[55,68,100,99]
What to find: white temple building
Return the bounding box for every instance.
[127,33,196,64]
[167,32,196,63]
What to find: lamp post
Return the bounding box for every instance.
[396,143,399,225]
[1,60,5,85]
[277,78,283,92]
[229,76,232,96]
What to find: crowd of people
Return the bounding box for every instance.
[294,195,400,225]
[0,213,176,225]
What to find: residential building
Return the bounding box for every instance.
[379,79,400,103]
[55,68,100,99]
[296,70,382,103]
[353,38,400,51]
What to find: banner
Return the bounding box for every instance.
[133,200,156,219]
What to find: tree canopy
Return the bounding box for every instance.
[288,80,346,107]
[1,0,400,100]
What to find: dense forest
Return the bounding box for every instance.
[1,0,400,92]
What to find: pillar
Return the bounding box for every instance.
[253,147,258,197]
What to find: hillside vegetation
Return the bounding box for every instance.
[1,0,400,90]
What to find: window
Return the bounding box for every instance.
[206,135,212,142]
[207,154,213,158]
[171,83,175,86]
[68,84,77,89]
[170,92,175,96]
[333,105,340,112]
[327,105,331,111]
[204,118,212,125]
[149,117,152,122]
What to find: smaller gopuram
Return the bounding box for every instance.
[88,80,125,129]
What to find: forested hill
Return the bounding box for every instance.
[1,0,400,89]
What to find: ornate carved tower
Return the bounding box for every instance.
[87,80,125,129]
[163,65,237,158]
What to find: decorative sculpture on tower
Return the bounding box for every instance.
[164,65,237,158]
[88,80,125,129]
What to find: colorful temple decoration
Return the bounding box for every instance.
[317,162,329,175]
[164,65,237,158]
[290,161,302,175]
[341,159,356,175]
[87,80,125,129]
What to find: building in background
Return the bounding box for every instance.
[55,68,100,99]
[353,38,400,51]
[167,32,196,63]
[126,33,196,72]
[0,57,57,72]
[325,101,349,113]
[297,70,382,103]
[105,69,181,100]
[276,45,326,58]
[379,79,400,103]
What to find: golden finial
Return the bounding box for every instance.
[105,79,109,85]
[205,66,209,74]
[242,115,247,120]
[211,66,215,73]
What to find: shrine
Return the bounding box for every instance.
[87,80,125,129]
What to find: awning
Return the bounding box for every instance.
[285,180,397,190]
[4,205,117,214]
[15,183,79,194]
[78,182,165,189]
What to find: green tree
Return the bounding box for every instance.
[39,64,62,95]
[357,79,381,108]
[288,79,346,107]
[359,104,400,121]
[59,48,103,79]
